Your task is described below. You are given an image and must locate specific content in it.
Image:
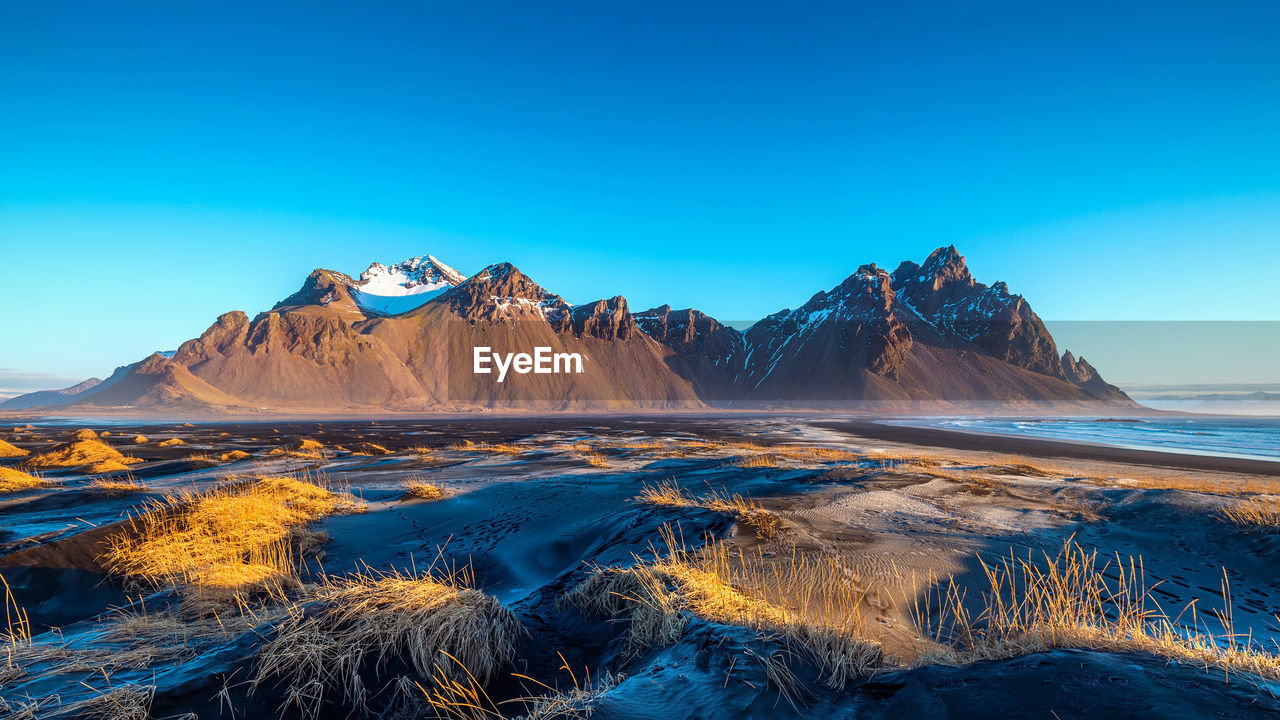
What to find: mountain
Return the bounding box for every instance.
[272,256,466,320]
[23,248,1134,414]
[0,377,103,410]
[733,248,1131,407]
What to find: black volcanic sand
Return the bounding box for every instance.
[1,417,1278,719]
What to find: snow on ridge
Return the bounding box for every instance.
[357,255,465,297]
[351,255,466,316]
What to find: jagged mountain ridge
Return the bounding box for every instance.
[14,247,1134,413]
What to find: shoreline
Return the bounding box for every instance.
[817,419,1280,476]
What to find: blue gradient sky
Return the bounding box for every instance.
[2,1,1279,389]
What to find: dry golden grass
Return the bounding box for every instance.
[1218,497,1280,529]
[913,540,1280,681]
[403,478,447,501]
[220,449,252,462]
[569,526,1280,687]
[721,442,865,469]
[1101,474,1278,497]
[0,467,50,493]
[268,438,328,460]
[0,439,29,458]
[449,440,523,456]
[61,682,155,720]
[87,459,141,474]
[88,475,149,497]
[157,438,186,447]
[731,453,785,468]
[351,442,392,456]
[104,475,363,612]
[2,574,35,692]
[185,451,219,469]
[565,526,881,686]
[132,434,148,444]
[26,437,143,470]
[417,652,621,720]
[636,480,780,540]
[254,566,521,719]
[578,450,611,469]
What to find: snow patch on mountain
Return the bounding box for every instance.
[352,255,466,316]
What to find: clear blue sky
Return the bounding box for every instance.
[2,1,1279,391]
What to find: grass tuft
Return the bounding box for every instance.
[25,437,142,471]
[0,467,51,494]
[449,440,524,456]
[403,478,447,501]
[0,439,29,458]
[913,539,1280,681]
[566,526,882,685]
[254,565,521,719]
[636,480,780,540]
[103,475,363,612]
[88,475,149,497]
[1218,497,1280,530]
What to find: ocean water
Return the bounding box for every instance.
[886,416,1280,462]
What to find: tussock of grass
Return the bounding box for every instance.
[914,540,1280,681]
[0,439,29,458]
[565,526,881,686]
[86,459,140,475]
[157,438,186,447]
[732,453,786,468]
[1218,497,1280,529]
[403,478,447,501]
[351,442,392,456]
[0,467,51,493]
[254,566,521,719]
[88,475,149,497]
[449,440,523,456]
[61,682,155,720]
[729,444,865,469]
[26,436,143,471]
[579,450,610,469]
[268,438,328,460]
[220,449,251,462]
[132,434,148,444]
[636,480,780,540]
[185,451,218,469]
[104,475,363,612]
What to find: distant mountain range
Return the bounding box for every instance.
[2,247,1133,414]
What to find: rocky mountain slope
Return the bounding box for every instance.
[6,247,1134,413]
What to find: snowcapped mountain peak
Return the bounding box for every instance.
[358,255,465,294]
[351,255,466,316]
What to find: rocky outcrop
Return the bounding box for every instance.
[892,246,1064,378]
[442,263,573,328]
[1062,350,1128,400]
[572,297,635,340]
[634,305,746,400]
